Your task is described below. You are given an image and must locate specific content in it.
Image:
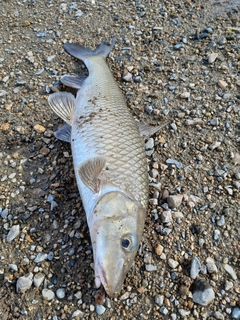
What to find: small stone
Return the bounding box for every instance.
[225,280,233,291]
[40,147,50,155]
[180,91,190,99]
[33,273,45,288]
[96,304,106,315]
[16,273,33,293]
[232,308,240,319]
[167,195,183,209]
[217,215,225,226]
[192,278,215,306]
[214,311,224,320]
[9,264,18,272]
[160,306,168,315]
[46,55,56,62]
[56,288,65,299]
[173,43,184,50]
[209,141,221,150]
[42,289,55,301]
[185,118,203,126]
[120,292,130,300]
[72,310,84,318]
[161,210,173,225]
[208,52,218,63]
[223,264,237,280]
[206,257,218,274]
[178,309,191,317]
[34,253,48,263]
[155,244,164,256]
[213,229,220,240]
[122,70,132,82]
[7,225,20,242]
[34,124,46,133]
[170,123,177,131]
[145,264,157,272]
[190,257,202,279]
[218,80,228,89]
[155,294,164,306]
[145,138,154,150]
[0,90,8,97]
[166,159,182,169]
[168,258,179,269]
[1,208,8,218]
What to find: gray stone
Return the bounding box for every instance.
[168,258,179,269]
[145,138,154,150]
[7,225,20,242]
[223,264,237,280]
[16,273,33,293]
[33,273,45,288]
[96,304,106,315]
[56,288,65,299]
[232,308,240,319]
[167,195,183,209]
[145,264,157,272]
[42,289,55,301]
[192,278,215,306]
[34,253,48,263]
[190,257,202,279]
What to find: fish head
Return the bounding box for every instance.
[90,192,146,297]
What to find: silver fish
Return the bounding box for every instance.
[48,38,159,297]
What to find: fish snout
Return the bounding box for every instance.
[95,258,125,297]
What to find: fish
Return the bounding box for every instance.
[48,38,160,297]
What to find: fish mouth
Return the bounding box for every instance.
[95,260,124,297]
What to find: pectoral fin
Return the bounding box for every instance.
[55,122,71,143]
[136,122,163,140]
[48,92,76,125]
[78,157,107,193]
[60,75,87,89]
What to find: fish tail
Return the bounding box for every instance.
[64,37,116,62]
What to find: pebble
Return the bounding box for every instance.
[178,309,191,317]
[46,54,56,62]
[122,71,132,82]
[56,288,65,299]
[72,310,84,318]
[208,52,218,63]
[145,138,154,150]
[160,210,173,225]
[213,229,220,240]
[145,264,157,272]
[160,306,169,315]
[167,195,183,209]
[7,225,20,242]
[192,278,215,306]
[180,91,190,99]
[218,79,228,89]
[206,257,218,274]
[9,264,18,272]
[16,273,33,293]
[34,253,48,263]
[223,264,237,280]
[214,311,224,319]
[232,308,240,319]
[155,244,164,255]
[96,304,106,315]
[34,124,46,133]
[173,43,184,50]
[1,208,8,218]
[155,294,164,306]
[0,90,8,97]
[168,258,179,269]
[33,273,45,287]
[42,289,55,301]
[190,257,202,279]
[166,159,182,169]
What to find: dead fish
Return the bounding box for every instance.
[48,38,160,297]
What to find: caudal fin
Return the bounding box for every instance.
[64,37,116,62]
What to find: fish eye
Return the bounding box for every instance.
[121,234,137,252]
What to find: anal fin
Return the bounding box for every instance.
[60,75,87,89]
[55,122,71,143]
[48,92,76,125]
[78,157,106,193]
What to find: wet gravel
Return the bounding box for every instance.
[0,0,240,319]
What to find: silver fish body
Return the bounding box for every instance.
[48,39,150,297]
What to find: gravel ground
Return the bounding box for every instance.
[0,0,240,319]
